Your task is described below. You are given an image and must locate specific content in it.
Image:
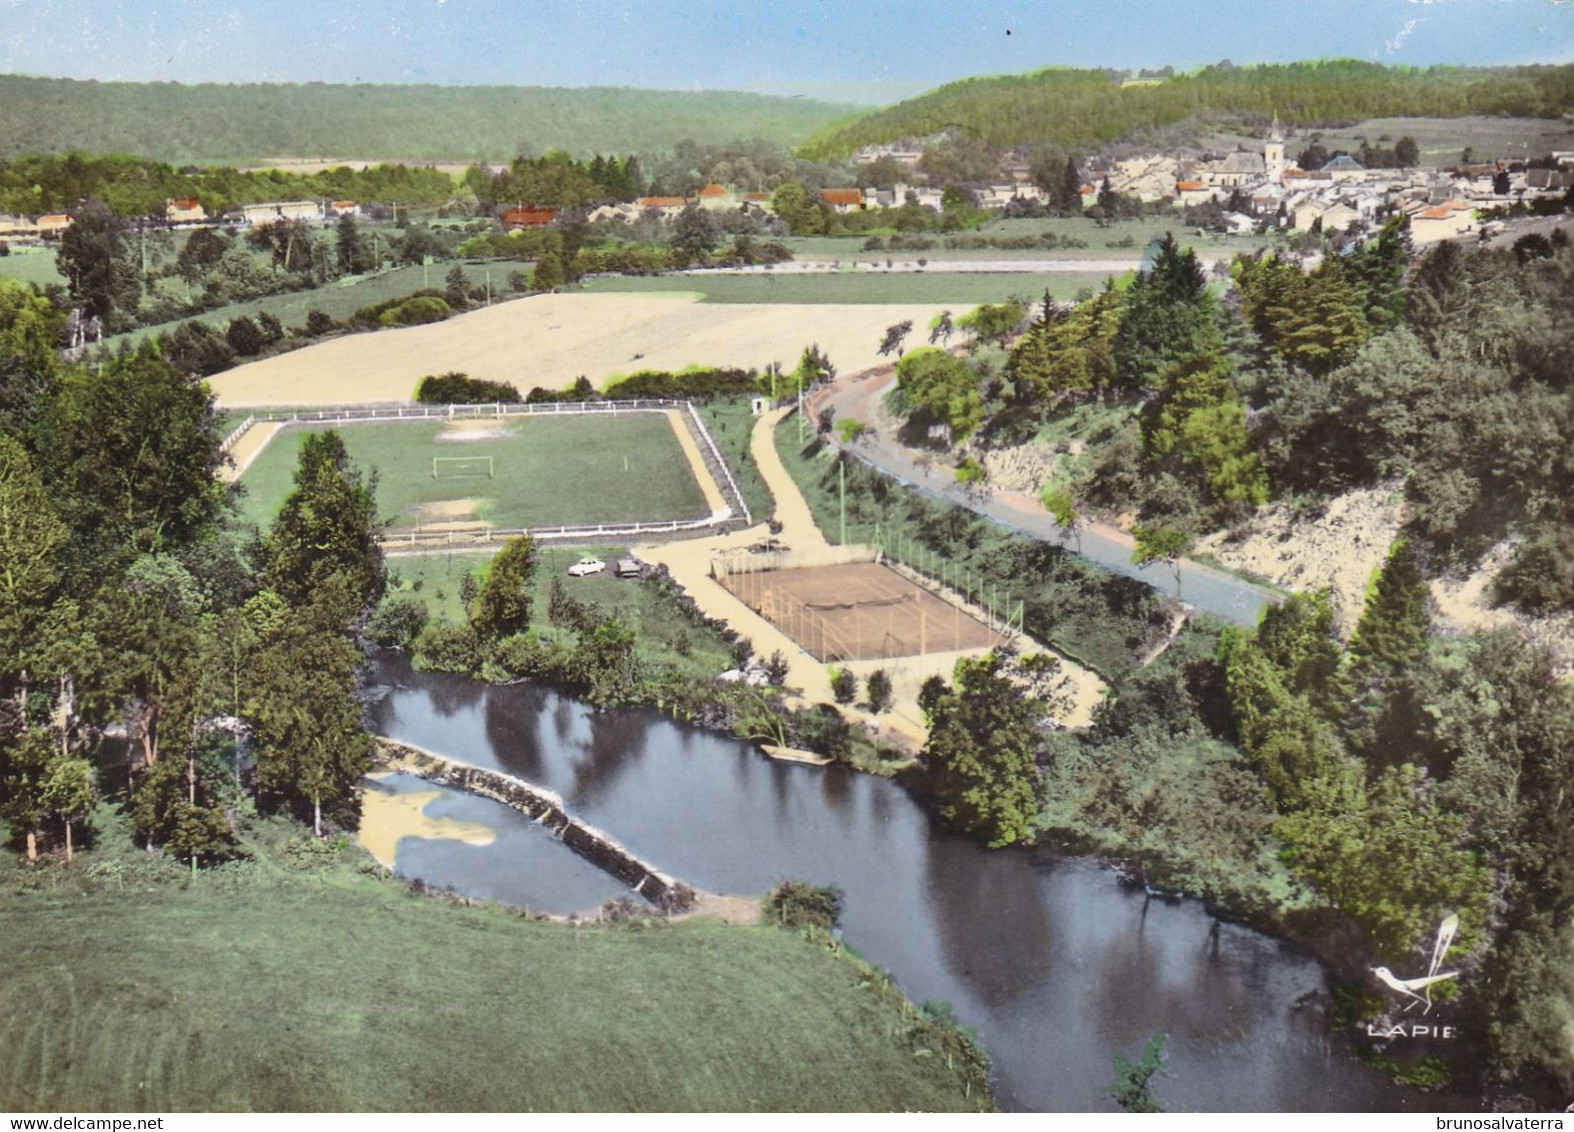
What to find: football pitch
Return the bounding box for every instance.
[235,412,710,532]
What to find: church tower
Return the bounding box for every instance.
[1265,115,1287,184]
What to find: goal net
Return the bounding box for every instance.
[432,455,495,479]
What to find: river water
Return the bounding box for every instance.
[365,651,1470,1113]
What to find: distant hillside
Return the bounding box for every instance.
[0,74,857,164]
[800,60,1574,158]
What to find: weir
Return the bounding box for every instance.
[369,736,697,912]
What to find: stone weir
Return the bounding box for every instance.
[370,736,697,912]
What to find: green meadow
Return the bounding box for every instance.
[0,825,986,1112]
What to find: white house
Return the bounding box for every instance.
[1410,201,1476,245]
[240,200,323,226]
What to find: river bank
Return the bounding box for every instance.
[363,652,1458,1112]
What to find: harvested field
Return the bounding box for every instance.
[209,293,953,408]
[720,561,1004,662]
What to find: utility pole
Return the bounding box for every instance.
[798,368,804,445]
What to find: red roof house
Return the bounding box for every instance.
[501,206,557,229]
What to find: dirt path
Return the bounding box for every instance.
[637,404,1105,747]
[745,405,826,548]
[218,420,283,483]
[636,410,847,719]
[664,409,729,518]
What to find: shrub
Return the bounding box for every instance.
[830,667,857,704]
[162,320,235,376]
[365,594,429,648]
[486,632,569,681]
[257,310,285,344]
[378,295,451,326]
[762,879,843,930]
[225,315,265,357]
[764,650,790,686]
[414,371,522,404]
[602,367,763,401]
[413,622,481,674]
[303,309,337,336]
[865,669,893,713]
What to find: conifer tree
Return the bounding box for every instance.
[1349,536,1429,683]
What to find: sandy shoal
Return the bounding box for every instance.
[210,293,955,408]
[358,781,496,868]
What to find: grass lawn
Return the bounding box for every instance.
[0,247,67,288]
[386,544,739,683]
[695,396,775,524]
[236,414,707,532]
[106,261,531,353]
[571,271,1111,305]
[0,822,987,1112]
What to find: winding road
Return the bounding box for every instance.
[811,368,1281,628]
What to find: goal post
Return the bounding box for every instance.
[432,455,494,479]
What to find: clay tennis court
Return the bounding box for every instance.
[719,562,1003,662]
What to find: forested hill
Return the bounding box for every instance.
[799,60,1574,158]
[0,75,856,164]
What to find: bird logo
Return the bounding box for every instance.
[1372,914,1460,1015]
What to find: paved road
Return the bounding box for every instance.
[811,370,1280,628]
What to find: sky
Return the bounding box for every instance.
[1,0,1570,103]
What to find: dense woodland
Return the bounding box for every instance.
[0,288,384,862]
[802,60,1574,158]
[0,75,853,164]
[839,223,1574,1095]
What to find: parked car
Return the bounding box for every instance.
[567,557,606,577]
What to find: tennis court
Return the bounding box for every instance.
[718,561,1002,662]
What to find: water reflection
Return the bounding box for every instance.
[365,651,1465,1113]
[926,837,1055,1010]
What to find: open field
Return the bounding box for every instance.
[109,260,525,353]
[0,247,67,288]
[236,414,706,531]
[720,561,1003,662]
[0,840,982,1112]
[572,272,1111,306]
[782,217,1277,263]
[209,293,955,407]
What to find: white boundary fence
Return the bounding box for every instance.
[220,415,256,453]
[229,398,752,551]
[242,397,696,425]
[381,516,728,553]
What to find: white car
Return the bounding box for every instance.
[567,557,606,577]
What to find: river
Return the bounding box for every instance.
[365,651,1472,1112]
